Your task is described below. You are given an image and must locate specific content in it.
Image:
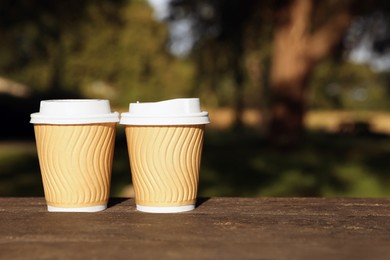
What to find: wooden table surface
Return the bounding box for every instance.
[0,197,389,259]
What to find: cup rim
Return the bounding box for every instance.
[120,112,209,125]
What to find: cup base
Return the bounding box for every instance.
[136,204,195,213]
[47,204,107,212]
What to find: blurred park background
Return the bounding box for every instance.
[1,0,390,198]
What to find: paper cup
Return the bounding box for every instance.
[31,99,119,212]
[121,98,209,213]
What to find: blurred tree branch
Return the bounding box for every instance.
[0,0,125,94]
[268,0,353,145]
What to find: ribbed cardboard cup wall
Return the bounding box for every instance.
[125,125,204,211]
[31,100,119,212]
[121,98,209,213]
[34,123,116,211]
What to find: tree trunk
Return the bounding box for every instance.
[269,0,312,145]
[268,0,352,145]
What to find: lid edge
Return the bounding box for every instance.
[30,112,119,124]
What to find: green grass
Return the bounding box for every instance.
[0,142,43,196]
[1,128,390,198]
[199,128,390,198]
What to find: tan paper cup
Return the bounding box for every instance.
[30,99,119,212]
[120,98,209,213]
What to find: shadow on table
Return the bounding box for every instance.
[106,198,210,210]
[196,197,210,208]
[108,198,130,208]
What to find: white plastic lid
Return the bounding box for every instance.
[120,98,210,125]
[30,99,119,124]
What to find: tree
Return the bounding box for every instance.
[268,0,352,144]
[149,0,390,144]
[0,0,125,94]
[148,0,264,126]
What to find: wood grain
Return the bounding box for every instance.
[0,197,389,259]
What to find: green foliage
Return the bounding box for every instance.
[1,1,389,111]
[309,59,390,110]
[0,1,196,106]
[64,2,196,105]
